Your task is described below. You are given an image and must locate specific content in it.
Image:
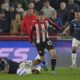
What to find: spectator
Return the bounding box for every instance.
[0,10,10,33]
[49,0,61,10]
[16,3,24,13]
[58,2,68,25]
[1,2,9,12]
[0,0,4,3]
[75,0,80,8]
[17,0,28,10]
[0,0,4,7]
[9,5,16,34]
[28,2,35,9]
[23,2,35,16]
[66,0,80,21]
[9,0,17,8]
[0,2,10,33]
[9,5,16,22]
[21,9,37,36]
[41,0,55,18]
[49,11,63,34]
[34,0,43,11]
[27,0,34,3]
[10,13,21,34]
[4,0,9,3]
[16,3,24,19]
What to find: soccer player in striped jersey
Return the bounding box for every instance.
[30,11,62,74]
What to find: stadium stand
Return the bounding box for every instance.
[0,0,80,39]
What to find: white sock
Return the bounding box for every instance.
[71,53,77,65]
[36,66,41,72]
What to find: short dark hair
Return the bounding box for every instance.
[38,11,44,15]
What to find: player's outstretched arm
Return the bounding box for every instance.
[61,26,70,35]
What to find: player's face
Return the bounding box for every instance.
[78,12,80,21]
[75,12,78,19]
[38,15,44,22]
[51,11,57,19]
[75,12,80,21]
[27,9,34,16]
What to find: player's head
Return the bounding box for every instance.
[44,0,50,8]
[0,58,5,71]
[77,11,80,21]
[51,10,57,19]
[37,11,45,22]
[27,9,34,16]
[75,11,80,21]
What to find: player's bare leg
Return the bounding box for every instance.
[32,59,41,66]
[39,55,48,71]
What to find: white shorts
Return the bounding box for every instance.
[72,38,80,48]
[17,67,32,75]
[19,60,33,68]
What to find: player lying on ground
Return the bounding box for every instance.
[0,57,41,75]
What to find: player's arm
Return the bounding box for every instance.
[47,18,62,32]
[62,26,70,34]
[59,26,70,37]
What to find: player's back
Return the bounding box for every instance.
[7,59,19,74]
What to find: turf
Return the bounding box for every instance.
[0,68,80,80]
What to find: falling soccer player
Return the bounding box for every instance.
[0,57,41,76]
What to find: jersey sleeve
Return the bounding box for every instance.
[46,18,62,32]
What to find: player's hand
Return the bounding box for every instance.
[59,32,67,36]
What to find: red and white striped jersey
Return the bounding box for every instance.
[31,18,62,43]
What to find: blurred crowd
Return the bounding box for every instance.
[0,0,80,38]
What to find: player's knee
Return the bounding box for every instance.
[49,49,56,59]
[72,47,77,53]
[72,50,76,53]
[50,53,56,59]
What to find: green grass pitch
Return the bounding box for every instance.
[0,68,80,80]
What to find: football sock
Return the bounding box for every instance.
[51,59,56,71]
[72,53,77,65]
[41,60,46,65]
